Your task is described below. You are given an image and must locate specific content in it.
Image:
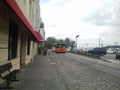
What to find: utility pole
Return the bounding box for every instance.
[99,37,100,48]
[98,33,101,48]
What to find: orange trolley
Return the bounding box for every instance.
[55,43,66,53]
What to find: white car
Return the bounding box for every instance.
[52,47,55,52]
[107,50,115,54]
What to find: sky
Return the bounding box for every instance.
[40,0,120,48]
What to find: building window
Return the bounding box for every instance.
[27,37,30,55]
[8,19,18,60]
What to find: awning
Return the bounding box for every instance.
[6,0,43,43]
[35,31,43,43]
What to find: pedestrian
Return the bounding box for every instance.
[42,46,47,56]
[45,47,47,55]
[42,46,45,55]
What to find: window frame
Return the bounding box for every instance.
[8,19,18,60]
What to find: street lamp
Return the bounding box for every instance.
[76,35,79,50]
[114,42,119,52]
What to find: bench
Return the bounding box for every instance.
[0,62,20,89]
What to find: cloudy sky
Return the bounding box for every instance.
[40,0,120,48]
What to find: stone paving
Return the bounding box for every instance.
[3,52,120,90]
[7,55,60,90]
[49,52,120,90]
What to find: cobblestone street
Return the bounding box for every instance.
[49,52,120,90]
[8,52,120,90]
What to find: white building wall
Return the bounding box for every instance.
[15,0,40,64]
[35,0,45,44]
[16,0,36,30]
[35,0,41,31]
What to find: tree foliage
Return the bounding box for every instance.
[46,37,75,49]
[57,39,64,44]
[65,37,71,48]
[45,37,57,49]
[69,41,76,50]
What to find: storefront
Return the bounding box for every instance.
[0,0,43,74]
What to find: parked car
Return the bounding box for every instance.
[74,49,83,54]
[116,50,120,59]
[107,49,116,54]
[52,47,55,52]
[88,47,106,56]
[67,47,71,52]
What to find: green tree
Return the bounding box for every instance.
[70,41,75,51]
[46,37,57,49]
[57,39,64,44]
[45,37,75,50]
[64,37,71,48]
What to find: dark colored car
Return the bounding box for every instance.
[116,50,120,59]
[88,47,106,56]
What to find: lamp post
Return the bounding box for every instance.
[76,35,79,50]
[114,42,119,52]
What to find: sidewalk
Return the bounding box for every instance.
[8,55,60,90]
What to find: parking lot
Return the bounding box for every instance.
[100,54,120,65]
[71,50,120,65]
[102,54,116,60]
